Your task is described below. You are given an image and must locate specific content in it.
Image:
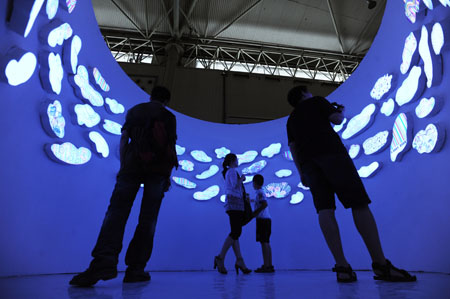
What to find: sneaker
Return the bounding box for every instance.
[123,269,151,283]
[69,267,117,287]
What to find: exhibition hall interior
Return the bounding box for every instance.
[1,0,450,298]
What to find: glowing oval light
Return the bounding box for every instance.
[46,100,65,138]
[333,118,347,132]
[400,32,418,74]
[381,98,396,117]
[348,144,361,159]
[363,131,390,155]
[390,113,411,162]
[194,185,220,201]
[89,131,109,158]
[415,97,436,118]
[413,124,445,154]
[342,104,376,140]
[370,74,394,100]
[46,22,73,48]
[92,67,110,92]
[46,0,58,20]
[47,142,91,165]
[264,182,291,199]
[403,0,420,24]
[242,160,267,175]
[357,162,381,178]
[290,192,304,204]
[215,147,230,158]
[103,119,122,135]
[176,145,186,156]
[196,165,220,179]
[179,160,194,171]
[74,104,101,128]
[297,182,310,191]
[431,22,444,55]
[275,169,292,178]
[71,65,104,107]
[395,66,424,107]
[4,51,37,86]
[191,150,212,163]
[261,143,281,158]
[237,150,258,165]
[172,176,197,189]
[105,98,125,114]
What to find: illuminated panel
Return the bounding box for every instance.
[439,0,450,7]
[2,50,37,86]
[261,143,281,158]
[357,162,381,178]
[105,98,125,114]
[45,100,65,138]
[179,160,194,171]
[172,176,197,189]
[275,169,292,178]
[413,124,445,154]
[196,165,219,179]
[46,0,58,19]
[92,67,110,92]
[431,22,444,55]
[42,22,73,48]
[88,131,109,158]
[237,150,258,165]
[64,0,77,13]
[342,104,376,139]
[390,113,411,162]
[215,147,230,158]
[298,182,310,191]
[422,0,434,9]
[400,32,419,74]
[39,52,64,95]
[74,104,101,127]
[415,97,437,118]
[264,182,291,199]
[290,192,304,205]
[242,160,267,175]
[403,0,420,24]
[9,0,45,38]
[348,144,361,159]
[419,25,442,88]
[63,35,82,74]
[370,74,394,100]
[71,65,104,107]
[243,176,254,184]
[194,185,220,201]
[395,66,424,107]
[102,119,122,135]
[176,145,186,156]
[283,150,293,161]
[381,98,396,117]
[191,150,212,163]
[46,142,91,165]
[363,131,390,155]
[333,118,347,132]
[220,195,226,203]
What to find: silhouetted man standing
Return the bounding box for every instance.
[70,86,178,286]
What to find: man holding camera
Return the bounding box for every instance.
[286,86,416,283]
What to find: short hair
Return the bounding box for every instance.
[287,85,308,107]
[253,174,264,186]
[151,86,171,103]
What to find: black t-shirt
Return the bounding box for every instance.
[286,96,347,160]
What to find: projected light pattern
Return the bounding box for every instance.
[333,118,347,132]
[88,131,109,158]
[413,124,443,154]
[176,145,186,156]
[48,142,91,165]
[349,144,361,159]
[391,113,410,162]
[220,195,226,203]
[237,150,258,165]
[92,68,110,92]
[179,160,194,171]
[47,23,73,48]
[275,169,292,178]
[342,104,376,139]
[416,97,436,118]
[72,65,104,107]
[363,131,390,155]
[264,182,291,199]
[191,150,212,163]
[63,35,82,74]
[65,0,77,13]
[261,143,281,158]
[47,100,65,138]
[423,0,434,9]
[4,51,37,86]
[432,22,444,55]
[243,176,254,184]
[40,52,64,95]
[103,119,122,135]
[194,185,220,201]
[290,192,304,204]
[242,160,267,175]
[215,147,230,158]
[46,0,58,19]
[358,162,380,178]
[105,98,124,114]
[381,98,396,116]
[419,25,440,88]
[74,104,101,127]
[403,0,420,24]
[283,150,293,161]
[439,0,450,7]
[196,165,219,179]
[172,176,197,189]
[401,32,418,74]
[395,66,424,107]
[19,0,45,38]
[298,182,310,190]
[370,74,394,100]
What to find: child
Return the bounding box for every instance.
[252,174,274,273]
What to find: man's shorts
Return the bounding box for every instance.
[300,153,371,213]
[256,218,271,243]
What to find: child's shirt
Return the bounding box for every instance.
[254,189,271,219]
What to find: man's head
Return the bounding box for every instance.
[287,85,312,107]
[150,86,171,105]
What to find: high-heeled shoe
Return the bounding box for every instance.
[235,258,251,274]
[214,255,227,274]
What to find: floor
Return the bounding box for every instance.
[0,270,449,299]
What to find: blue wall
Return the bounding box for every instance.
[1,0,449,276]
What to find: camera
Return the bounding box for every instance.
[330,102,344,110]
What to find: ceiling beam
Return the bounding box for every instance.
[110,0,146,38]
[326,0,345,54]
[213,0,262,38]
[173,0,180,38]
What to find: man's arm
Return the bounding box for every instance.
[119,129,129,163]
[329,111,345,125]
[289,142,309,187]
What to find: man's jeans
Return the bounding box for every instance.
[89,173,167,271]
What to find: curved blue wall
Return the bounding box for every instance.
[1,0,449,276]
